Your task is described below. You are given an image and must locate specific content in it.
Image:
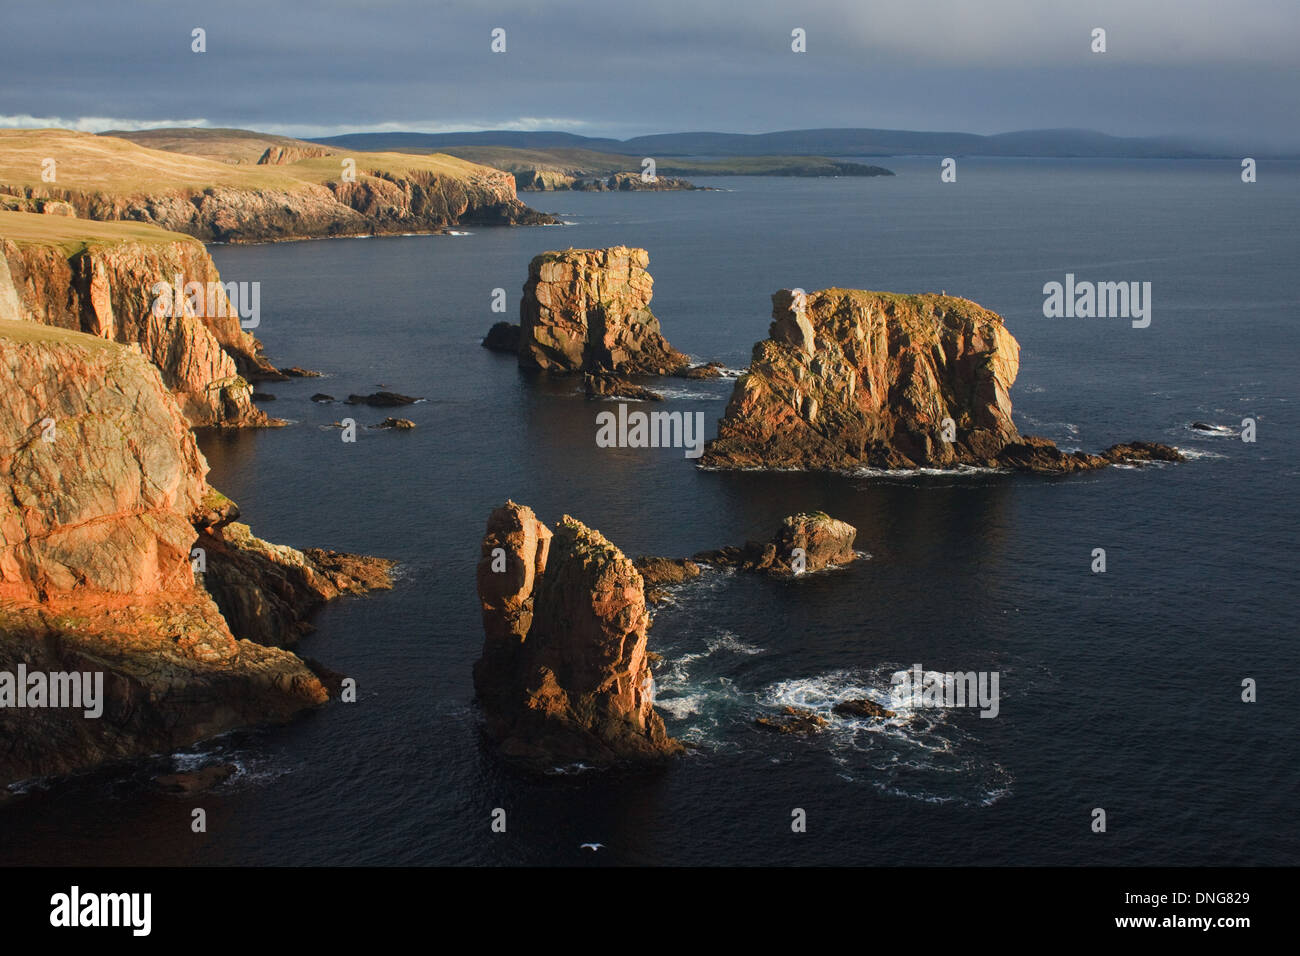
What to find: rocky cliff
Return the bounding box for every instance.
[474,501,682,765]
[0,321,332,786]
[703,289,1183,472]
[516,247,691,375]
[0,131,554,243]
[0,211,277,427]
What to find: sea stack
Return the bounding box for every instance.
[474,501,682,765]
[516,246,691,374]
[702,288,1183,473]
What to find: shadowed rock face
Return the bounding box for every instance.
[518,247,690,375]
[195,514,395,648]
[0,322,326,786]
[1,228,276,427]
[703,288,1184,473]
[474,501,682,765]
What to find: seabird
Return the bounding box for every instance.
[580,843,604,851]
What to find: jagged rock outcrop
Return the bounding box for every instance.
[257,145,333,165]
[194,493,394,648]
[693,512,857,575]
[481,321,521,353]
[0,321,327,786]
[474,501,682,765]
[0,211,278,427]
[703,288,1183,473]
[518,247,691,375]
[583,373,664,402]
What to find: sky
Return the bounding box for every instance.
[2,0,1297,149]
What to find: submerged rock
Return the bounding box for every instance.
[834,699,896,720]
[754,706,828,735]
[153,763,238,793]
[371,417,416,429]
[474,501,683,766]
[583,373,664,402]
[345,391,420,406]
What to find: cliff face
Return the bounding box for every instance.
[0,322,326,786]
[474,501,682,765]
[28,173,549,242]
[0,212,277,427]
[703,288,1184,472]
[518,247,690,375]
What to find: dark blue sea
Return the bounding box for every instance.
[3,157,1296,865]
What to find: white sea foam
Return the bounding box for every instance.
[1175,447,1228,461]
[750,667,1012,807]
[850,464,1008,479]
[1186,422,1238,437]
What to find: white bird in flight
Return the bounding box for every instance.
[580,843,604,851]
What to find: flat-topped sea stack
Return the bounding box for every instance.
[474,501,682,766]
[702,288,1183,473]
[0,210,277,427]
[518,246,691,375]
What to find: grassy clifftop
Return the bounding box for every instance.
[0,129,552,241]
[0,207,195,254]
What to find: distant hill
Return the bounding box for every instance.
[104,127,335,165]
[313,127,1230,159]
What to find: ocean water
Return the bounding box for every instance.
[2,157,1296,866]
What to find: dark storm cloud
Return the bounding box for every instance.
[2,0,1297,147]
